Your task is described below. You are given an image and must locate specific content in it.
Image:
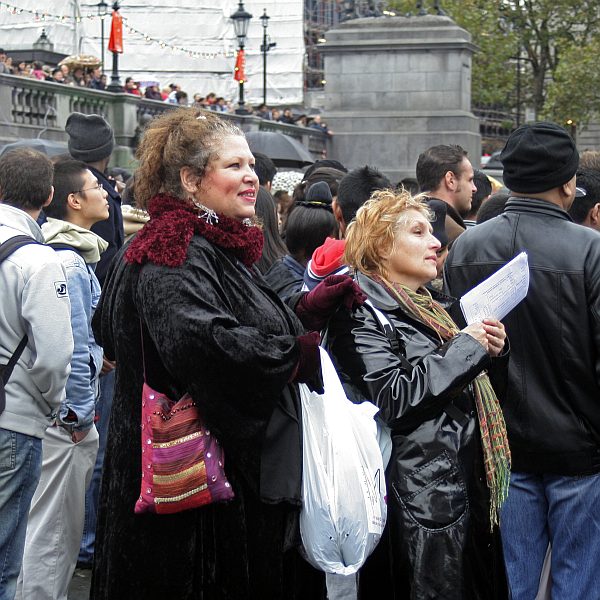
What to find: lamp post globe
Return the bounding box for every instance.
[260,9,269,27]
[97,0,108,72]
[230,1,253,47]
[230,1,253,114]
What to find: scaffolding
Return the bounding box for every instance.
[304,0,341,90]
[304,1,389,90]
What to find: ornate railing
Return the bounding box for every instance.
[69,92,109,117]
[0,73,328,165]
[472,105,519,149]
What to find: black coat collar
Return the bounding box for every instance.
[504,197,573,221]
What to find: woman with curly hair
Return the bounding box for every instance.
[90,107,363,599]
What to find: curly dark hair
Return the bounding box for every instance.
[134,107,243,209]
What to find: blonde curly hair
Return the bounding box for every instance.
[344,188,432,280]
[134,107,244,209]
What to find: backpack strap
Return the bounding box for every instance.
[0,235,40,263]
[0,236,41,386]
[1,335,28,385]
[364,299,469,428]
[47,242,84,258]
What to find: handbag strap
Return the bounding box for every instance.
[364,300,412,373]
[138,319,177,390]
[139,318,148,381]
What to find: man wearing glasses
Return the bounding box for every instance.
[64,112,125,571]
[16,160,109,599]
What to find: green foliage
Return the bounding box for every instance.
[543,38,600,128]
[387,0,600,127]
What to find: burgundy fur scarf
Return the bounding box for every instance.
[125,194,264,268]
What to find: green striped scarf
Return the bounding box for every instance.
[381,278,511,528]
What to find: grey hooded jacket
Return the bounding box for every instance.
[0,204,73,438]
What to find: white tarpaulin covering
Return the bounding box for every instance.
[0,0,304,105]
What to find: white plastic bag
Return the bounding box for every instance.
[299,348,387,575]
[376,417,393,471]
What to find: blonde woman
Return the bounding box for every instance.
[325,189,510,599]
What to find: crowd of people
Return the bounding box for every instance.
[0,48,332,132]
[0,48,108,90]
[1,104,600,600]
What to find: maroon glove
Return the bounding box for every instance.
[295,274,367,331]
[291,331,324,393]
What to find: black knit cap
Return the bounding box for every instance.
[501,122,579,193]
[65,112,115,163]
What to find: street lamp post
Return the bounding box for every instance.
[97,0,108,73]
[566,119,576,141]
[259,9,276,107]
[230,1,253,114]
[106,0,123,93]
[516,44,522,127]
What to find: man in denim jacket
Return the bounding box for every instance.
[16,159,108,600]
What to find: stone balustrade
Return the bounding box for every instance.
[0,73,327,167]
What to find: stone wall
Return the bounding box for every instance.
[319,15,481,183]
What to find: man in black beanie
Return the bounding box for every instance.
[65,112,124,287]
[65,111,124,570]
[445,122,600,600]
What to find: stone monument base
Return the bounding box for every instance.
[319,15,481,182]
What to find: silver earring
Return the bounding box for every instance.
[242,218,252,227]
[192,200,219,225]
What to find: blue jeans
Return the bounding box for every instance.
[500,470,600,600]
[0,428,42,600]
[78,369,115,565]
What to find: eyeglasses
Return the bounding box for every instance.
[74,182,103,194]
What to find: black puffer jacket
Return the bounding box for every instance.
[445,197,600,476]
[326,272,508,600]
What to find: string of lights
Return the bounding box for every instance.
[0,1,235,59]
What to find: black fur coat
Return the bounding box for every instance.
[90,225,325,599]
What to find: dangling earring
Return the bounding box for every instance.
[242,218,252,227]
[192,199,219,225]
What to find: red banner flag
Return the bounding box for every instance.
[234,49,245,82]
[108,9,123,54]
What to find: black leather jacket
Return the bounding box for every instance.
[445,197,600,476]
[326,272,507,600]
